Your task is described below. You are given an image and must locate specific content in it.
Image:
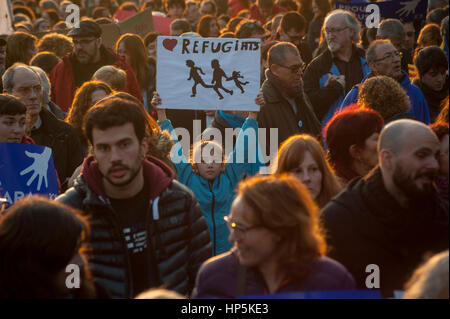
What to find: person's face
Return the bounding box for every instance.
[208,20,220,37]
[92,122,147,188]
[25,43,37,64]
[280,27,305,46]
[218,18,227,30]
[168,4,184,18]
[421,68,447,92]
[271,52,304,87]
[185,4,200,23]
[72,36,101,64]
[291,151,323,200]
[312,0,321,17]
[194,144,224,181]
[324,14,353,53]
[10,68,43,116]
[390,128,440,199]
[0,114,27,143]
[90,89,108,105]
[170,27,184,36]
[117,41,129,64]
[358,132,380,170]
[200,3,214,16]
[227,196,280,269]
[403,22,415,51]
[438,134,449,177]
[370,42,403,80]
[147,40,157,57]
[37,20,50,32]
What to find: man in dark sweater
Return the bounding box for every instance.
[321,119,449,297]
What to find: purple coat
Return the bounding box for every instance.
[191,249,356,299]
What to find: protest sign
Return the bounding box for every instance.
[0,143,59,205]
[114,9,137,23]
[100,23,122,49]
[0,0,14,36]
[152,16,175,35]
[156,36,261,111]
[335,0,428,25]
[120,8,154,38]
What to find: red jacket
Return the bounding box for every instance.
[249,3,287,24]
[228,0,249,17]
[49,46,143,112]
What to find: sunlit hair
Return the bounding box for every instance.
[191,139,225,170]
[5,32,37,68]
[37,32,73,58]
[197,15,219,37]
[436,97,449,124]
[236,174,327,283]
[275,134,342,208]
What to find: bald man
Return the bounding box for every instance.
[321,120,448,298]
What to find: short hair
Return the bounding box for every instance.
[416,24,443,51]
[280,11,307,33]
[441,16,449,37]
[93,65,126,91]
[275,134,342,208]
[0,94,27,116]
[165,0,186,11]
[235,20,265,38]
[37,33,74,59]
[170,18,191,33]
[277,0,299,12]
[426,7,449,25]
[325,9,361,43]
[197,15,219,37]
[30,51,61,75]
[2,63,41,93]
[429,122,449,141]
[5,32,37,68]
[268,41,299,67]
[366,39,392,63]
[218,14,231,25]
[414,46,448,77]
[219,31,235,38]
[358,76,411,121]
[83,97,148,145]
[226,17,245,33]
[377,18,406,40]
[200,0,217,15]
[325,105,384,167]
[144,31,162,47]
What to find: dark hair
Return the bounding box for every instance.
[200,0,217,15]
[95,17,113,24]
[324,105,384,167]
[83,97,148,145]
[436,97,449,124]
[414,46,448,78]
[218,14,231,25]
[281,11,307,33]
[226,17,246,33]
[197,15,219,37]
[312,0,331,18]
[0,94,27,116]
[426,7,449,25]
[170,18,191,33]
[165,0,186,11]
[429,122,449,141]
[43,9,62,27]
[258,0,275,8]
[37,32,73,59]
[236,20,265,38]
[29,51,61,75]
[12,5,36,21]
[118,1,139,12]
[5,32,37,68]
[0,197,90,298]
[277,0,299,12]
[144,31,162,47]
[116,33,149,89]
[92,6,110,19]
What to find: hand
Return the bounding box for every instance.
[324,73,337,87]
[336,75,346,90]
[19,147,52,191]
[152,92,167,122]
[396,0,420,17]
[254,92,265,107]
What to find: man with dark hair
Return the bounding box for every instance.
[165,0,186,19]
[0,94,28,143]
[49,20,142,112]
[56,97,212,298]
[258,42,321,149]
[321,119,449,298]
[249,0,287,24]
[29,51,61,75]
[277,11,313,64]
[170,18,192,36]
[413,46,449,122]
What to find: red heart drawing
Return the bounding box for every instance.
[163,39,177,51]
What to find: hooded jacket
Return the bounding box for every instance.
[56,155,212,298]
[321,167,449,297]
[340,71,431,124]
[49,46,143,112]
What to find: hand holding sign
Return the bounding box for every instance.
[396,0,421,17]
[20,148,52,191]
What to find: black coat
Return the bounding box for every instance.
[30,108,84,190]
[321,168,449,297]
[413,77,449,123]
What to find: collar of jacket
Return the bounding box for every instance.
[34,107,62,134]
[77,154,174,204]
[413,78,449,106]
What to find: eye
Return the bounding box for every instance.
[97,145,109,152]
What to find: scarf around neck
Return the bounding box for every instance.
[266,69,303,99]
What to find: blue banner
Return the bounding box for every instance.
[239,290,382,299]
[335,0,428,25]
[0,143,59,205]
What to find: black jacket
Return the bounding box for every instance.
[321,168,449,297]
[56,156,212,298]
[413,77,449,122]
[30,107,84,190]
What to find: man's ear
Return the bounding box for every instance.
[379,149,394,170]
[349,144,361,161]
[270,63,281,78]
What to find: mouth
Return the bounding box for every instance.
[109,166,129,178]
[7,137,21,143]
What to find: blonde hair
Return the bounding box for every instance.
[93,65,127,92]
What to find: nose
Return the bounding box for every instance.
[228,228,237,243]
[428,156,440,171]
[110,146,122,162]
[12,123,24,134]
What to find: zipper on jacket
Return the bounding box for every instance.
[208,182,217,256]
[146,199,162,288]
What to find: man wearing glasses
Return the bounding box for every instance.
[340,39,431,125]
[258,42,321,149]
[49,19,142,112]
[303,10,371,127]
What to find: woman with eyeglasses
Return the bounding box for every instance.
[191,175,355,298]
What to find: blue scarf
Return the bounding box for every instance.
[219,110,246,129]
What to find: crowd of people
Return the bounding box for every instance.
[0,0,449,300]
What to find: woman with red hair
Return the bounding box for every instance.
[324,106,384,185]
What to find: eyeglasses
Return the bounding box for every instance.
[73,38,97,46]
[324,26,348,35]
[224,215,261,237]
[373,50,403,63]
[277,62,307,73]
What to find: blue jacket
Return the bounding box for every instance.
[339,71,431,124]
[160,118,259,256]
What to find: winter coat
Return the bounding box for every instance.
[49,46,143,112]
[321,167,449,297]
[56,155,212,298]
[192,249,356,299]
[30,107,84,191]
[160,118,259,256]
[340,71,431,124]
[413,77,449,123]
[303,47,370,126]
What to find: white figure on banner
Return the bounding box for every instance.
[20,148,52,191]
[396,0,421,17]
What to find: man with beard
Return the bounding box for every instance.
[303,9,370,127]
[56,97,212,298]
[321,119,449,298]
[49,20,142,112]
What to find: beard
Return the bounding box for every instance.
[75,49,96,64]
[392,164,438,202]
[104,162,142,187]
[327,41,341,53]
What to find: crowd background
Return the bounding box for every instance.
[0,0,449,300]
